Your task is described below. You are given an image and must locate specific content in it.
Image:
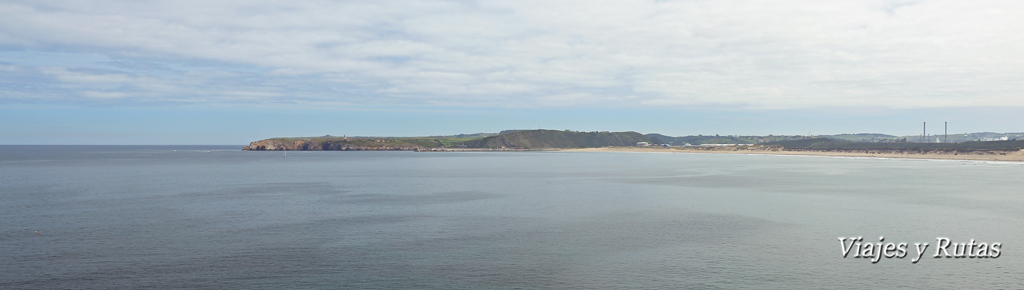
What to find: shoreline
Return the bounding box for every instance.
[561,146,1024,162]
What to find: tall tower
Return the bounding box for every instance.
[923,122,926,143]
[944,122,947,143]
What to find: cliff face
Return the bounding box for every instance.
[243,139,289,150]
[242,139,420,151]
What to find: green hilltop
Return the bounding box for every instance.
[463,130,648,149]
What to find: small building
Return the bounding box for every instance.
[636,142,649,147]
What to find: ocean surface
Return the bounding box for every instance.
[1,145,1022,289]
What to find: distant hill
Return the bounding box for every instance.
[762,138,842,148]
[498,130,527,135]
[465,130,648,148]
[645,133,757,145]
[244,130,649,150]
[821,133,896,142]
[646,133,900,145]
[428,132,497,139]
[243,130,1024,151]
[764,138,1024,151]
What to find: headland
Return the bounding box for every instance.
[243,129,1024,162]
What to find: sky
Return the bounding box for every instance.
[1,0,1022,144]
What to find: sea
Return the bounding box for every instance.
[1,145,1022,289]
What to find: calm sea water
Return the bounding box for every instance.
[1,145,1022,289]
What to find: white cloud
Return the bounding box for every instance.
[1,0,1023,108]
[39,67,135,83]
[80,91,129,99]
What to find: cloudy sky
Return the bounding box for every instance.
[2,0,1022,144]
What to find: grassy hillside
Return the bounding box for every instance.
[646,134,757,145]
[426,132,498,139]
[464,130,648,148]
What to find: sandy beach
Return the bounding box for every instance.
[563,146,1024,162]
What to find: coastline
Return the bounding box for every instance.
[561,146,1024,162]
